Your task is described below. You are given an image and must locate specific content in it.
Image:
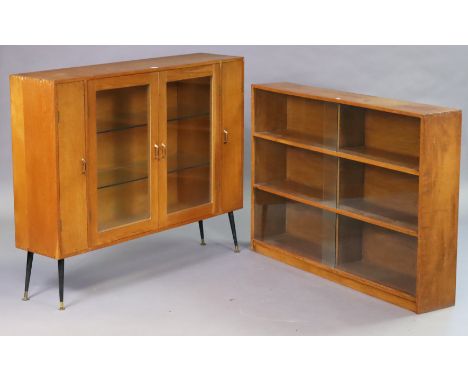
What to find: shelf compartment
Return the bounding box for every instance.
[166,76,212,215]
[98,178,150,232]
[96,85,148,134]
[254,138,337,210]
[168,164,210,214]
[338,159,418,235]
[337,215,417,295]
[96,84,150,232]
[254,190,336,266]
[167,77,211,121]
[339,106,420,173]
[98,161,148,189]
[254,89,339,151]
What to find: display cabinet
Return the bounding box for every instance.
[251,82,461,313]
[10,53,244,309]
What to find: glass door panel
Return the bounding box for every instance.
[95,85,150,231]
[166,76,212,214]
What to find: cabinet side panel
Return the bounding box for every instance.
[57,82,88,257]
[10,76,29,249]
[20,78,60,258]
[417,112,461,313]
[220,59,244,212]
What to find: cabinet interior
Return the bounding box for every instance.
[337,216,417,295]
[167,77,211,213]
[96,85,150,231]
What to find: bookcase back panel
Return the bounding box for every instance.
[286,96,338,147]
[96,85,151,232]
[364,110,420,158]
[254,90,286,133]
[286,146,337,202]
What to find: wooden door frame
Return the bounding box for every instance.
[158,64,220,228]
[87,73,159,246]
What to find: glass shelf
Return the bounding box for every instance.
[168,112,210,123]
[98,161,148,190]
[168,162,209,175]
[97,123,147,135]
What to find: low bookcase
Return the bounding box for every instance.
[251,82,461,313]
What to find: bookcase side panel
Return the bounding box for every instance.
[14,77,60,258]
[220,59,244,213]
[10,76,29,250]
[417,112,461,313]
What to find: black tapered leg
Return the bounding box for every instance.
[22,251,34,301]
[58,259,65,310]
[198,220,206,246]
[228,211,240,253]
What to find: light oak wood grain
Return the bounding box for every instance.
[220,59,244,213]
[251,83,461,313]
[416,111,461,313]
[11,54,244,260]
[11,76,60,258]
[57,81,88,255]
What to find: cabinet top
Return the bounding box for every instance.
[12,53,243,83]
[253,82,460,117]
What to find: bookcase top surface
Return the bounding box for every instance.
[253,82,460,117]
[12,53,243,83]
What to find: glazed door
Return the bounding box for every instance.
[87,74,159,245]
[158,65,219,227]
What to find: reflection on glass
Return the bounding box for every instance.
[166,77,211,214]
[96,85,150,231]
[337,216,417,295]
[254,190,336,266]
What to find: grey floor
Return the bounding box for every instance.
[1,186,467,336]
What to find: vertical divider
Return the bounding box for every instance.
[335,103,342,266]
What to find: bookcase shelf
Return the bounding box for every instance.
[251,82,461,313]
